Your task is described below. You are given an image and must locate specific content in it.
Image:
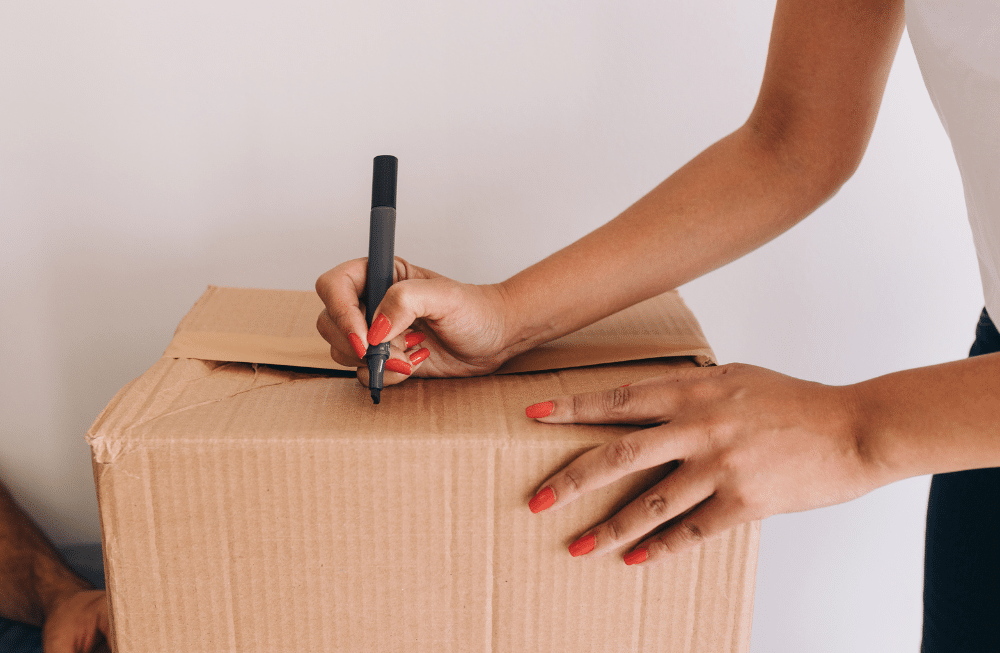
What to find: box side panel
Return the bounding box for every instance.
[638,520,760,653]
[493,446,669,653]
[94,448,171,652]
[94,357,758,652]
[99,438,758,653]
[91,458,122,653]
[493,446,760,653]
[100,440,495,653]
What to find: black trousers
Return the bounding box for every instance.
[922,309,1000,652]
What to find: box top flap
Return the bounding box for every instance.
[161,286,714,373]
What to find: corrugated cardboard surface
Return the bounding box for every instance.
[162,286,715,372]
[88,288,758,653]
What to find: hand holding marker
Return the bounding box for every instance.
[365,155,397,404]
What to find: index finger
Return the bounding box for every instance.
[315,258,370,344]
[525,383,676,426]
[527,422,691,514]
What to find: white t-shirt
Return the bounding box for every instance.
[906,0,1000,320]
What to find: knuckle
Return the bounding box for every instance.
[328,304,355,329]
[561,466,584,494]
[650,520,706,555]
[315,259,361,294]
[380,283,403,309]
[387,278,430,316]
[602,386,633,417]
[379,288,413,324]
[723,362,748,374]
[604,517,626,544]
[714,443,745,476]
[699,415,735,452]
[727,487,761,518]
[605,436,641,470]
[678,520,705,544]
[641,491,669,518]
[394,256,410,282]
[315,272,330,294]
[611,386,631,410]
[688,379,716,403]
[647,535,672,556]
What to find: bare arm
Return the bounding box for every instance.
[316,0,905,381]
[0,481,87,626]
[497,0,905,355]
[315,0,999,567]
[859,352,1000,481]
[0,481,108,652]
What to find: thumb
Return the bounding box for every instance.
[365,277,464,346]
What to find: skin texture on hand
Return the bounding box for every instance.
[526,364,882,565]
[42,589,110,653]
[316,257,518,387]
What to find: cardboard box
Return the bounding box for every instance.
[88,286,758,653]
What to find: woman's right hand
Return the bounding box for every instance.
[316,257,515,387]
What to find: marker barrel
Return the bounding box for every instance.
[364,155,398,403]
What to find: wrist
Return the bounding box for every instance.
[33,553,91,620]
[490,278,555,362]
[843,380,905,488]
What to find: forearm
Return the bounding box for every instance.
[0,482,90,626]
[496,125,843,356]
[494,0,904,358]
[857,353,1000,483]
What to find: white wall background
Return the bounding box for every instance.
[0,1,979,651]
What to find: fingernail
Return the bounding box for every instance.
[569,534,596,557]
[385,358,412,375]
[367,314,391,346]
[525,401,554,419]
[623,548,648,565]
[409,347,430,365]
[404,332,426,349]
[348,333,367,359]
[528,487,555,513]
[620,383,631,387]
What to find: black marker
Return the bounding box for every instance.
[365,155,397,404]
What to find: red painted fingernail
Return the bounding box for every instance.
[348,333,367,359]
[623,548,648,565]
[528,487,555,513]
[525,401,554,419]
[569,534,596,557]
[404,332,426,349]
[409,347,430,365]
[367,314,391,346]
[620,383,631,387]
[385,358,412,375]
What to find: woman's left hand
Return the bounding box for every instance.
[525,363,886,565]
